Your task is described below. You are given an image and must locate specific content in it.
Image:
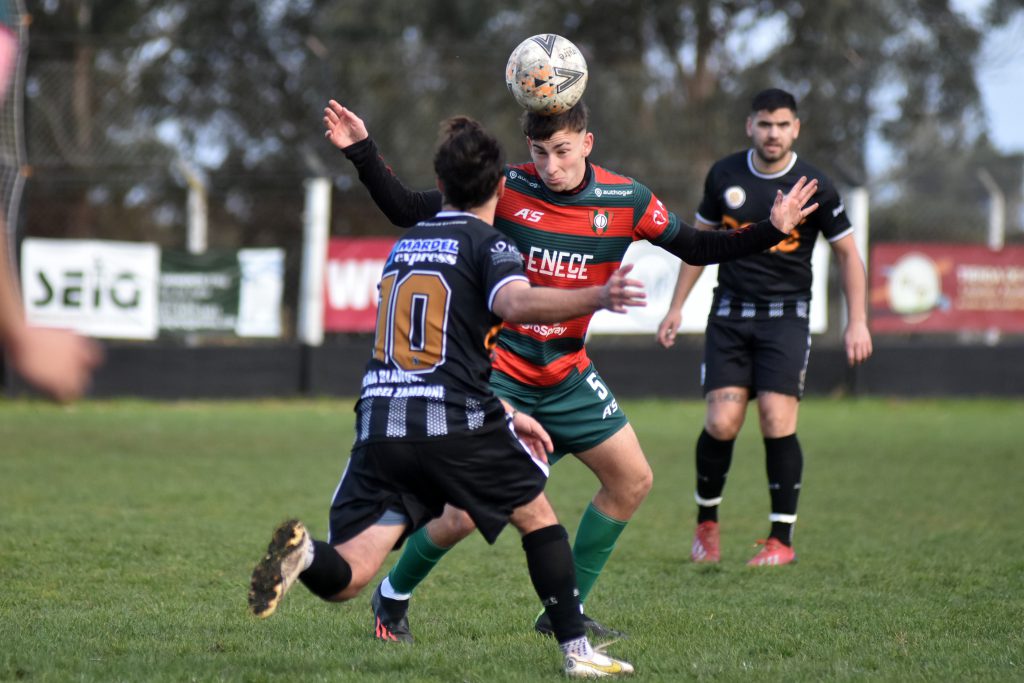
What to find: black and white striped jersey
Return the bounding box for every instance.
[353,211,527,443]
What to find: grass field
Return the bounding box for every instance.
[1,398,1021,681]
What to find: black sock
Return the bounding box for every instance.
[696,429,735,523]
[522,524,585,643]
[765,434,802,546]
[299,540,352,600]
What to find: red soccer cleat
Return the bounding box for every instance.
[746,537,797,566]
[691,521,721,563]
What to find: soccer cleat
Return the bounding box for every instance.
[371,583,414,643]
[746,537,797,567]
[248,519,311,618]
[535,610,627,641]
[564,650,635,678]
[691,520,721,563]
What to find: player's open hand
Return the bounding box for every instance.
[600,264,646,314]
[8,325,102,402]
[770,176,819,234]
[656,310,681,349]
[844,319,873,366]
[323,100,369,149]
[510,410,552,463]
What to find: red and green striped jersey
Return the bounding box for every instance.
[491,162,680,386]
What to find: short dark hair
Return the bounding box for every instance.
[433,116,505,210]
[751,88,797,114]
[520,100,589,140]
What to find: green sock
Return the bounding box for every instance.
[572,503,628,604]
[386,526,450,595]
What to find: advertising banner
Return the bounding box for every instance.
[159,248,285,337]
[159,250,240,333]
[21,238,160,339]
[870,243,1024,333]
[324,237,396,332]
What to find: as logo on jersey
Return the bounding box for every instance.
[724,186,746,209]
[591,210,611,235]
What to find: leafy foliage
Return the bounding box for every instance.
[16,0,1023,248]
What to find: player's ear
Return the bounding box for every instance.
[745,115,754,138]
[792,117,801,140]
[582,131,594,157]
[495,176,506,200]
[436,178,445,195]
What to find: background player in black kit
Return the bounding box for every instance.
[247,117,644,677]
[657,89,872,567]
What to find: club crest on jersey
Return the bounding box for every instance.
[724,186,746,209]
[591,210,611,235]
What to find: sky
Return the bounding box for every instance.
[959,0,1024,154]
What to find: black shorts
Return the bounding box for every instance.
[701,315,811,398]
[327,421,549,547]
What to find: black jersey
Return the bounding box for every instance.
[697,150,852,303]
[355,211,528,443]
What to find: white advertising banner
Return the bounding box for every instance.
[589,238,829,335]
[21,238,160,339]
[236,247,285,338]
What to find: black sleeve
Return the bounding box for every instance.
[341,138,443,228]
[662,218,787,265]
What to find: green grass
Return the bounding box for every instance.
[1,398,1021,681]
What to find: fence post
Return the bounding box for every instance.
[298,177,330,347]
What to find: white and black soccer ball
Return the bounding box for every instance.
[505,34,588,116]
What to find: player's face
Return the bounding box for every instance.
[527,129,594,192]
[746,108,800,169]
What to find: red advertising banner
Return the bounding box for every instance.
[869,243,1024,333]
[323,237,397,332]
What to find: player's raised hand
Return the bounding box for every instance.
[323,100,369,149]
[770,176,819,234]
[656,309,681,349]
[600,264,646,314]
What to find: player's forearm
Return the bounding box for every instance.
[663,219,785,265]
[838,251,868,324]
[0,232,28,348]
[498,287,601,324]
[342,138,442,227]
[668,263,705,311]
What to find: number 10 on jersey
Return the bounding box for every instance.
[373,270,451,373]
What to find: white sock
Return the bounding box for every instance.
[560,635,593,659]
[380,576,411,601]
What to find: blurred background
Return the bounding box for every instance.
[2,0,1023,398]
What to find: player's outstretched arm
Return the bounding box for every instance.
[659,177,819,266]
[0,226,102,402]
[493,264,646,324]
[322,99,441,228]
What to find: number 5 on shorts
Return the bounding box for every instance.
[587,372,609,399]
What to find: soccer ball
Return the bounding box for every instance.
[505,34,588,116]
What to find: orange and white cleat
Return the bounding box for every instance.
[691,521,721,563]
[746,537,797,567]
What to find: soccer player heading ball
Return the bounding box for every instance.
[250,116,643,677]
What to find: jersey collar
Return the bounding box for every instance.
[746,148,798,179]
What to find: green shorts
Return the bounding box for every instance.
[490,364,628,464]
